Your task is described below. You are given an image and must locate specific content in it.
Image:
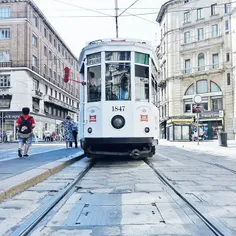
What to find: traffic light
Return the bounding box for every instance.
[64,67,70,83]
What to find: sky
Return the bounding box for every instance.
[33,0,166,57]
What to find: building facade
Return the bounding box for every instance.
[0,0,80,141]
[156,0,234,141]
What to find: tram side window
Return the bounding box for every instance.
[87,66,101,102]
[105,63,131,101]
[135,65,149,102]
[151,77,158,105]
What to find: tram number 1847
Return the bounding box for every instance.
[112,106,125,112]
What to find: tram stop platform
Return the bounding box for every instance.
[0,144,84,202]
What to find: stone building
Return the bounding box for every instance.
[0,0,80,141]
[156,0,234,140]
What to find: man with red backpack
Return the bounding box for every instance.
[16,107,36,158]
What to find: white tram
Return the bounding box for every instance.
[79,39,159,159]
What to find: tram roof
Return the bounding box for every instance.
[79,38,155,66]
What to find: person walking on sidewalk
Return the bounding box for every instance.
[71,119,78,148]
[16,107,36,158]
[60,115,73,148]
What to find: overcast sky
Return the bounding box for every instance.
[33,0,165,57]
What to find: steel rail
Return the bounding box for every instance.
[145,159,226,236]
[10,159,96,236]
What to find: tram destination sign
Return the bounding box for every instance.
[87,53,101,66]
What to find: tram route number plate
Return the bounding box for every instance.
[112,106,125,112]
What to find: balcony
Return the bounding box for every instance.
[180,35,223,53]
[32,89,43,99]
[0,61,12,67]
[32,66,39,74]
[44,95,77,112]
[181,63,225,77]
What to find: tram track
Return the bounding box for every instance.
[158,150,236,175]
[10,159,96,236]
[145,159,227,236]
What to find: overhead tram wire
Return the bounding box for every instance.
[118,0,140,17]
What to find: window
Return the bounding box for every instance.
[105,63,130,101]
[45,85,48,94]
[33,79,39,90]
[198,53,205,71]
[227,73,230,85]
[87,66,101,102]
[105,51,130,61]
[135,52,149,65]
[43,65,47,75]
[54,56,57,65]
[184,11,190,23]
[184,99,192,112]
[54,71,56,79]
[0,51,10,62]
[184,31,190,43]
[210,81,221,92]
[211,97,223,110]
[197,8,203,19]
[0,75,10,87]
[44,28,47,38]
[32,15,38,27]
[135,65,149,102]
[49,34,52,43]
[211,4,217,16]
[225,20,229,32]
[225,3,230,14]
[212,24,218,37]
[49,51,52,60]
[32,55,37,67]
[32,35,37,47]
[197,80,208,94]
[0,8,10,18]
[226,53,230,62]
[44,45,47,57]
[185,84,194,95]
[185,59,190,73]
[0,29,10,39]
[198,28,204,40]
[54,39,57,48]
[58,44,61,52]
[49,68,52,78]
[212,53,219,69]
[55,91,57,99]
[50,88,53,96]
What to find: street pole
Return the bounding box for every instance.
[1,112,3,143]
[197,113,199,145]
[115,0,118,38]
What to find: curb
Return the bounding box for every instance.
[0,151,84,203]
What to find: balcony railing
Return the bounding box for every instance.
[181,63,224,76]
[0,61,12,67]
[44,95,77,112]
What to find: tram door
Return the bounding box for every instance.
[79,73,85,140]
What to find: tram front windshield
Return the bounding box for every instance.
[106,63,131,101]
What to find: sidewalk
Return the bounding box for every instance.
[158,139,236,158]
[0,147,84,202]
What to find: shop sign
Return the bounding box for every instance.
[1,111,21,120]
[200,111,219,118]
[219,110,224,118]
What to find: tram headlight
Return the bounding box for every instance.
[145,127,150,133]
[88,127,92,133]
[111,115,125,129]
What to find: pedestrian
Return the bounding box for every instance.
[16,107,36,158]
[60,115,73,148]
[71,119,78,148]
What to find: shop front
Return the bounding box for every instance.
[167,116,193,141]
[0,111,21,142]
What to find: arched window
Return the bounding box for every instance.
[185,83,194,95]
[210,81,221,92]
[197,79,208,94]
[198,53,205,71]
